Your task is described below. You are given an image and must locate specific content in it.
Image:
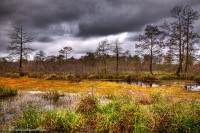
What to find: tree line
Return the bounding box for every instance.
[0,5,200,76]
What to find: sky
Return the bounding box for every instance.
[0,0,200,59]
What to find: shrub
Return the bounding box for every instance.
[0,87,18,97]
[159,73,178,80]
[194,76,200,82]
[4,73,20,78]
[28,72,44,79]
[66,74,75,81]
[142,73,157,81]
[43,73,67,80]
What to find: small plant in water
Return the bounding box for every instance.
[43,91,62,102]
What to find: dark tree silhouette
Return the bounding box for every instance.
[182,6,199,72]
[112,39,123,74]
[96,39,110,74]
[8,25,35,73]
[34,50,46,62]
[59,46,73,60]
[162,5,199,76]
[136,25,163,75]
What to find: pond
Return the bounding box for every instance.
[107,80,200,91]
[0,91,81,130]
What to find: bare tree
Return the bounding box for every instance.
[136,25,163,75]
[182,5,199,72]
[96,39,110,73]
[112,39,123,74]
[8,25,35,73]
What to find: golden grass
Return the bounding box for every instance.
[0,77,199,100]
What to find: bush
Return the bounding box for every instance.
[66,74,75,81]
[142,73,157,81]
[159,73,178,80]
[194,76,200,82]
[0,87,18,97]
[4,73,20,78]
[43,73,67,80]
[28,72,44,79]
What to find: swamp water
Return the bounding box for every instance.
[109,80,200,91]
[0,80,199,130]
[0,91,81,130]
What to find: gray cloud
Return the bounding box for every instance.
[0,0,200,57]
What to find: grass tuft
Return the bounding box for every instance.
[42,91,63,102]
[0,87,18,97]
[77,95,98,115]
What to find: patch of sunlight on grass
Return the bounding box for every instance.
[0,77,199,100]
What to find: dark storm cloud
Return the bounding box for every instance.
[0,0,200,56]
[36,36,54,43]
[78,0,200,37]
[0,0,199,38]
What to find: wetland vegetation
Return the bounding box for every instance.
[0,2,200,133]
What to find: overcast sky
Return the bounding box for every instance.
[0,0,200,59]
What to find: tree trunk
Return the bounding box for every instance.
[176,29,182,77]
[116,52,119,74]
[150,38,153,75]
[185,18,190,73]
[19,26,23,73]
[103,57,107,74]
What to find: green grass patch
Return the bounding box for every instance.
[12,93,200,132]
[0,87,18,97]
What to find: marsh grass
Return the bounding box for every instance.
[0,87,18,97]
[77,95,98,115]
[12,92,200,132]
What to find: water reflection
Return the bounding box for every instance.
[184,85,200,91]
[109,80,200,91]
[113,80,165,87]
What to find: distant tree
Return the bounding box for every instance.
[59,46,73,61]
[112,39,123,74]
[46,55,57,62]
[8,25,35,73]
[82,52,96,66]
[123,50,131,70]
[96,39,110,73]
[136,25,163,75]
[34,50,46,62]
[164,49,174,65]
[57,54,65,62]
